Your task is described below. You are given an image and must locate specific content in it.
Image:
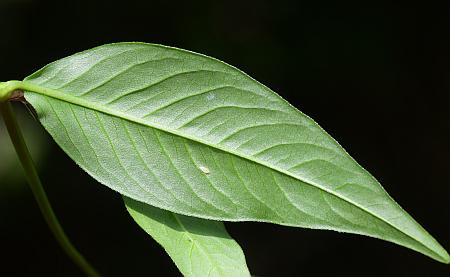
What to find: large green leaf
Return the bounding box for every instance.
[124,197,250,277]
[13,42,448,263]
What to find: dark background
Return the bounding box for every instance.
[1,0,449,276]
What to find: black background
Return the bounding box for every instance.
[1,0,450,276]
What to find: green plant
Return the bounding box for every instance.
[0,42,448,276]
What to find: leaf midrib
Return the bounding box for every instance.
[170,213,227,277]
[18,80,437,258]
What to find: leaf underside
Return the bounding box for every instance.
[125,197,250,277]
[22,42,449,263]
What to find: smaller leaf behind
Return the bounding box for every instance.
[124,197,251,277]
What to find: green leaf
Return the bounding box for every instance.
[124,197,250,277]
[18,42,449,263]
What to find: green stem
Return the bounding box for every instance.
[0,101,101,277]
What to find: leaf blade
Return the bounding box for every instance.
[22,42,449,263]
[124,197,251,277]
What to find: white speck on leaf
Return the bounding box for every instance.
[199,166,210,174]
[206,93,215,101]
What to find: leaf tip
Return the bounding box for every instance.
[432,244,450,264]
[443,252,450,264]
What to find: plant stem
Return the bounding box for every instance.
[0,102,100,277]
